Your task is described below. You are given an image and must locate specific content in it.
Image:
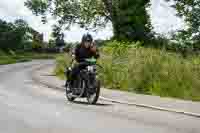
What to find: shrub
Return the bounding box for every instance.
[31,41,43,52]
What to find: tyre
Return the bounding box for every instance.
[87,80,100,104]
[65,81,75,102]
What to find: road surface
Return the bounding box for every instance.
[0,60,199,133]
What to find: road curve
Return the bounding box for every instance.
[0,60,200,133]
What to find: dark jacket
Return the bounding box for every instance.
[75,44,100,63]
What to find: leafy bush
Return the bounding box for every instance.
[0,49,6,56]
[31,41,43,51]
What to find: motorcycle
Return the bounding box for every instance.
[65,58,101,104]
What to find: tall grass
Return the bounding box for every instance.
[54,41,200,101]
[54,54,72,79]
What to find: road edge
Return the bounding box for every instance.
[31,64,200,118]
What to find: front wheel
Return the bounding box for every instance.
[65,81,75,102]
[87,80,100,104]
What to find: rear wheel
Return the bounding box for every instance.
[87,80,100,104]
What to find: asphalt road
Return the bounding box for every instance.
[0,60,200,133]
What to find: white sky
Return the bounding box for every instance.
[0,0,185,42]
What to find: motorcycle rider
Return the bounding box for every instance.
[67,33,100,88]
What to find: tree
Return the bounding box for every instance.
[0,20,15,50]
[113,0,152,40]
[50,25,65,48]
[0,19,25,50]
[14,19,31,49]
[166,0,200,42]
[51,24,62,39]
[0,19,42,51]
[25,0,152,41]
[55,33,65,47]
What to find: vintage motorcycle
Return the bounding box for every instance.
[65,58,101,104]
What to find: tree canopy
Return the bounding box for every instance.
[25,0,152,41]
[0,19,42,51]
[167,0,200,42]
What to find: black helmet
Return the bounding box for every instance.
[82,33,93,43]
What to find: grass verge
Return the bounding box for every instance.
[0,50,59,65]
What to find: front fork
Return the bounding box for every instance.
[85,73,97,94]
